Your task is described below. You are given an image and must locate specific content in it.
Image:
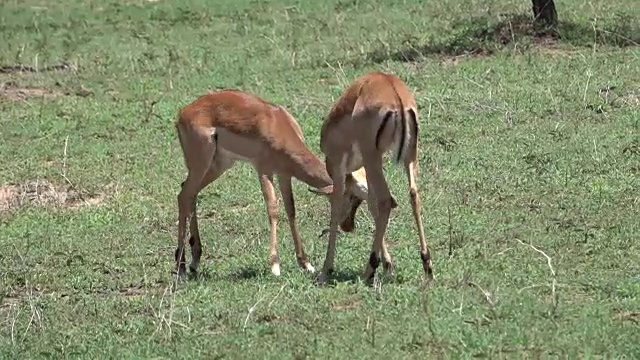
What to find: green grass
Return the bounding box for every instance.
[1,0,639,358]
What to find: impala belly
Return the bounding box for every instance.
[215,128,267,162]
[349,167,369,200]
[346,142,363,173]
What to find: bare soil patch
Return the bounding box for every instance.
[0,179,104,213]
[0,77,93,102]
[613,309,640,324]
[0,61,77,74]
[619,89,640,108]
[0,81,65,102]
[0,285,50,311]
[331,298,361,311]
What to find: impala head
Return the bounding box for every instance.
[309,167,370,232]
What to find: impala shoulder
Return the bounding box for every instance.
[275,105,306,141]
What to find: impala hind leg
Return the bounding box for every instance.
[258,172,282,276]
[176,139,215,279]
[361,155,394,283]
[186,156,235,274]
[404,159,434,283]
[277,175,315,273]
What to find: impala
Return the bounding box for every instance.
[315,71,434,285]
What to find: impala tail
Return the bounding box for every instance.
[375,107,417,165]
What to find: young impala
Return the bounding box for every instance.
[315,71,435,285]
[173,89,365,279]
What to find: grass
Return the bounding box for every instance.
[0,0,639,358]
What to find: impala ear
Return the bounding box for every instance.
[308,185,334,196]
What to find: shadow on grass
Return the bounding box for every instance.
[226,266,269,281]
[321,267,410,286]
[368,13,639,63]
[193,265,417,286]
[326,267,363,284]
[184,266,269,283]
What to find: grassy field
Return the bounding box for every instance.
[1,0,639,358]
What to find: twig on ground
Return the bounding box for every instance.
[268,282,288,308]
[62,135,69,179]
[167,282,176,339]
[468,281,495,307]
[20,284,43,344]
[154,285,170,335]
[454,294,464,316]
[242,292,268,332]
[582,69,593,107]
[10,305,19,345]
[514,238,558,313]
[154,284,185,339]
[143,99,162,123]
[59,136,90,206]
[243,282,288,332]
[467,280,501,321]
[448,206,453,257]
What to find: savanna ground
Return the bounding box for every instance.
[0,0,639,358]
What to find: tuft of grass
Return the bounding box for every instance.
[0,0,639,358]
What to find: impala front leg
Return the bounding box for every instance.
[258,173,281,276]
[317,157,346,285]
[277,175,315,273]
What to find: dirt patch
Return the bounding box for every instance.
[0,81,64,102]
[119,284,150,297]
[331,298,361,311]
[535,44,581,57]
[619,89,640,108]
[1,285,50,310]
[92,281,172,299]
[613,309,640,324]
[596,86,640,110]
[0,80,93,102]
[0,179,104,213]
[0,61,77,74]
